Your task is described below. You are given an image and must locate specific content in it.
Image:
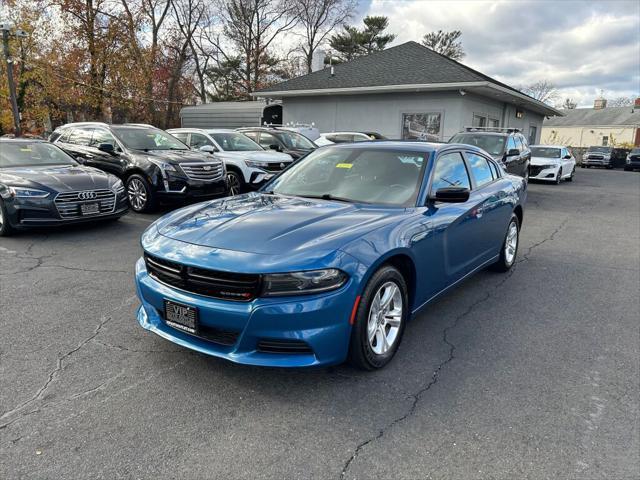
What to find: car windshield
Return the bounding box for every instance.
[277,131,316,150]
[210,132,263,152]
[112,127,189,151]
[531,147,561,158]
[449,133,506,156]
[588,147,611,153]
[631,148,640,154]
[266,147,427,206]
[0,142,77,168]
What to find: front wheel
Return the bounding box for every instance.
[566,167,575,181]
[555,168,562,185]
[491,214,520,272]
[126,174,156,213]
[0,198,16,237]
[349,265,409,370]
[226,170,243,196]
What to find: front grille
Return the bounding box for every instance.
[180,162,224,181]
[262,162,292,173]
[144,254,261,301]
[54,189,116,219]
[257,339,313,354]
[587,155,604,160]
[530,166,543,177]
[198,325,240,346]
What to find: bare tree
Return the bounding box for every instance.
[422,30,465,61]
[560,98,577,109]
[292,0,356,73]
[217,0,298,97]
[520,80,558,105]
[608,96,633,107]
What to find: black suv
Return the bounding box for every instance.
[236,126,317,160]
[50,123,229,212]
[582,146,630,169]
[449,128,531,180]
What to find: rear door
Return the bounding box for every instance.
[85,128,126,177]
[56,127,93,161]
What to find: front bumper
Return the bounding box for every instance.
[582,158,611,167]
[529,165,559,181]
[156,177,229,202]
[3,192,128,229]
[135,258,356,367]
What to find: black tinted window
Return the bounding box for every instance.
[0,142,77,167]
[67,128,92,146]
[467,152,493,187]
[513,136,523,152]
[91,129,116,147]
[189,133,213,149]
[488,160,499,179]
[431,152,470,191]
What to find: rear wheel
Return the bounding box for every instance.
[349,265,409,370]
[126,174,156,213]
[0,198,16,237]
[491,214,520,272]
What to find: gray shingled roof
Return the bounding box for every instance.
[256,41,529,97]
[543,106,640,127]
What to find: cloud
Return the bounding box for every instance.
[364,0,640,106]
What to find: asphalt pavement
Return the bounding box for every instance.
[1,168,638,479]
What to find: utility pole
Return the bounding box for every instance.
[1,22,28,137]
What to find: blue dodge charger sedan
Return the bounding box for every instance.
[135,142,526,369]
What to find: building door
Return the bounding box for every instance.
[529,125,537,144]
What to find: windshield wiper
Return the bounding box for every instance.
[298,194,366,204]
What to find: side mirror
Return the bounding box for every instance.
[269,144,281,152]
[506,149,520,157]
[199,145,217,154]
[563,154,572,159]
[430,187,470,203]
[97,143,115,154]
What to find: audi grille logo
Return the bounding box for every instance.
[280,163,285,169]
[78,191,97,200]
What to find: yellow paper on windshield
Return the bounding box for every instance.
[20,148,32,152]
[336,163,353,169]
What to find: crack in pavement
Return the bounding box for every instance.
[339,217,569,479]
[91,338,191,354]
[0,295,137,430]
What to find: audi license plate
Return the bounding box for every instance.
[80,202,100,215]
[164,300,198,334]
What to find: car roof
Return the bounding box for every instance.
[530,145,565,148]
[319,140,486,155]
[321,131,370,136]
[454,130,512,137]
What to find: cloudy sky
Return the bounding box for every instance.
[351,0,639,107]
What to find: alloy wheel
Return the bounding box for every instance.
[127,178,148,211]
[227,172,241,195]
[367,281,403,355]
[504,221,518,265]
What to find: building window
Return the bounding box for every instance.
[529,125,537,145]
[402,112,441,141]
[472,113,499,129]
[602,136,608,146]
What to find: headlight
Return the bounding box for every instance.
[112,179,125,193]
[627,157,631,163]
[245,159,269,169]
[261,269,348,296]
[148,158,177,172]
[8,187,51,198]
[542,164,557,169]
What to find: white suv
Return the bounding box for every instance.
[167,128,293,194]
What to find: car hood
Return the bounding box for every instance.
[154,193,404,255]
[133,149,217,165]
[216,151,293,163]
[530,156,561,166]
[0,164,115,192]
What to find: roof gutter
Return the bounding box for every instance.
[252,81,563,117]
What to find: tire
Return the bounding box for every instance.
[566,167,575,181]
[580,164,585,168]
[0,198,16,237]
[126,174,156,213]
[490,213,520,272]
[606,165,613,170]
[349,265,409,370]
[555,168,562,185]
[226,170,243,196]
[624,167,632,171]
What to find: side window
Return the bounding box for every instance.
[334,134,354,143]
[91,129,116,147]
[519,134,528,149]
[243,131,258,142]
[431,152,471,192]
[258,132,278,149]
[466,152,494,187]
[67,128,92,146]
[189,133,213,149]
[513,135,523,152]
[171,132,188,144]
[506,136,516,152]
[488,160,499,179]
